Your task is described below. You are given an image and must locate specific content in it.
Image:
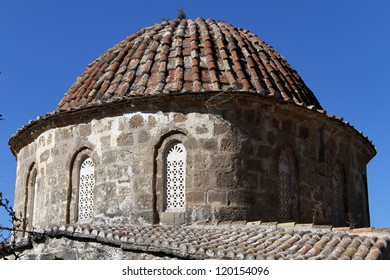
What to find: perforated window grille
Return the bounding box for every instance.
[332,175,342,226]
[78,157,94,222]
[31,173,38,227]
[278,156,291,219]
[165,143,186,212]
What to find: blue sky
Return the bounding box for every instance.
[0,0,389,229]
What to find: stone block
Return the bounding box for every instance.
[79,123,92,137]
[228,190,253,205]
[206,190,227,205]
[216,171,236,189]
[102,151,117,164]
[220,138,240,152]
[173,112,187,123]
[138,130,150,143]
[190,205,212,222]
[39,150,50,163]
[202,139,218,151]
[210,154,232,170]
[129,114,144,128]
[196,125,209,134]
[187,191,205,204]
[117,132,133,146]
[213,123,229,136]
[213,205,248,221]
[135,194,152,211]
[147,115,157,127]
[160,212,186,225]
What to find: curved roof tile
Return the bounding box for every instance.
[9,222,390,260]
[57,18,322,111]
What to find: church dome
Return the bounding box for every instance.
[10,17,376,235]
[58,18,322,111]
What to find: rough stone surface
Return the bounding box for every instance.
[12,95,374,231]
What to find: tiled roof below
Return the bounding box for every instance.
[16,222,390,260]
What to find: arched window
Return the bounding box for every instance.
[278,155,291,219]
[31,172,38,228]
[24,166,37,234]
[78,157,95,222]
[332,175,343,226]
[165,143,186,212]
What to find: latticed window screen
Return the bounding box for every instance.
[78,157,95,222]
[278,156,291,218]
[165,143,186,212]
[332,175,342,226]
[31,172,38,227]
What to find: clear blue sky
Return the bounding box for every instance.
[0,0,389,229]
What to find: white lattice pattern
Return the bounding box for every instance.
[166,143,186,212]
[278,156,291,218]
[78,157,94,221]
[32,172,38,227]
[332,175,342,226]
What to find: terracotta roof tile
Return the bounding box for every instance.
[12,222,390,260]
[57,18,322,111]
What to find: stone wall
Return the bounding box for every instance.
[12,94,375,231]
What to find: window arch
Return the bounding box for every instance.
[332,174,343,226]
[164,142,187,212]
[278,155,292,219]
[31,171,38,228]
[23,165,37,234]
[78,157,95,222]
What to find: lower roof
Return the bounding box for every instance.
[9,221,390,260]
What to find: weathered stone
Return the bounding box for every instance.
[79,123,92,137]
[213,123,229,136]
[39,150,50,163]
[195,125,208,134]
[202,139,218,151]
[11,100,374,231]
[129,114,144,128]
[220,138,240,152]
[206,190,227,205]
[147,115,157,127]
[138,130,150,143]
[173,112,187,123]
[117,132,133,146]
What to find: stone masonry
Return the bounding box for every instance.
[11,93,374,232]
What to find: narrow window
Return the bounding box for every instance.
[165,143,186,212]
[24,167,37,233]
[78,157,94,222]
[332,174,345,226]
[31,172,38,227]
[278,155,291,219]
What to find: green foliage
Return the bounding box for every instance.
[177,8,186,20]
[161,8,186,22]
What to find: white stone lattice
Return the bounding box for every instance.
[278,156,291,218]
[332,175,342,226]
[165,143,186,212]
[32,172,38,227]
[78,157,94,221]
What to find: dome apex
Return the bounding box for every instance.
[57,18,322,110]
